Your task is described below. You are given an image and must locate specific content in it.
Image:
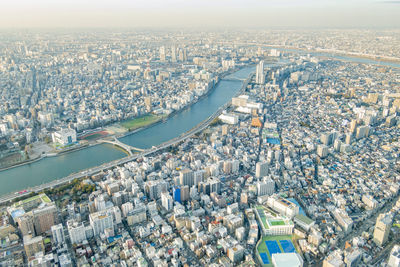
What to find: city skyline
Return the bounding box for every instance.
[0,1,399,266]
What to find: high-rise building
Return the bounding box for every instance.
[193,170,204,186]
[199,178,221,195]
[317,145,329,158]
[144,97,152,111]
[373,213,393,246]
[17,215,35,237]
[51,224,64,245]
[159,46,166,62]
[89,210,114,236]
[256,60,265,84]
[95,195,106,211]
[33,204,58,235]
[387,245,400,267]
[180,185,190,202]
[256,161,269,178]
[257,178,275,196]
[321,132,335,146]
[171,45,177,62]
[356,125,370,139]
[183,48,187,61]
[161,192,173,211]
[24,235,44,258]
[179,169,194,187]
[173,187,182,203]
[227,244,244,263]
[67,220,87,245]
[121,202,134,217]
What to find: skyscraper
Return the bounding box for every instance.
[51,223,65,245]
[159,46,166,62]
[256,60,265,84]
[33,204,58,235]
[373,213,393,246]
[171,45,177,63]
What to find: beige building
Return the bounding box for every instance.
[24,235,44,258]
[33,204,58,235]
[373,213,393,246]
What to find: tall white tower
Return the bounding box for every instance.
[256,60,265,84]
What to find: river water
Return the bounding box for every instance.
[0,66,256,196]
[0,52,398,197]
[119,66,257,149]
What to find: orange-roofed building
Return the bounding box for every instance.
[251,117,262,128]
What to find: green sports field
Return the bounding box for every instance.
[120,114,165,131]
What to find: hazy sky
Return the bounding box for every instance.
[0,0,399,28]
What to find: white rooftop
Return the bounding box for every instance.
[272,253,303,267]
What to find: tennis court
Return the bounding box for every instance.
[259,253,270,264]
[265,240,281,255]
[279,240,296,253]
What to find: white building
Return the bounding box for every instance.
[219,113,239,125]
[67,220,87,244]
[51,224,64,245]
[161,192,174,211]
[332,208,353,232]
[121,202,134,217]
[388,245,400,267]
[255,207,294,236]
[256,60,265,84]
[89,210,114,236]
[272,253,303,267]
[256,161,269,178]
[267,195,299,219]
[52,128,77,146]
[257,178,275,196]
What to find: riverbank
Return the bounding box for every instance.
[0,65,258,201]
[0,64,253,173]
[117,64,252,140]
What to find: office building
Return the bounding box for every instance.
[89,210,114,236]
[256,178,275,196]
[161,192,173,211]
[267,195,299,219]
[317,145,329,158]
[227,244,244,263]
[33,204,58,235]
[179,169,194,187]
[387,245,400,267]
[256,60,265,84]
[373,213,393,246]
[51,223,64,245]
[256,161,269,178]
[51,128,77,146]
[67,220,87,245]
[24,235,44,258]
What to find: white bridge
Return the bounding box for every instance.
[99,137,144,155]
[222,77,246,82]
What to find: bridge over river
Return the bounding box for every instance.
[98,137,144,155]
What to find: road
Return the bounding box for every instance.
[335,195,399,250]
[0,74,253,206]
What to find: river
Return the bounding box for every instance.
[119,66,258,149]
[0,65,256,196]
[0,52,398,197]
